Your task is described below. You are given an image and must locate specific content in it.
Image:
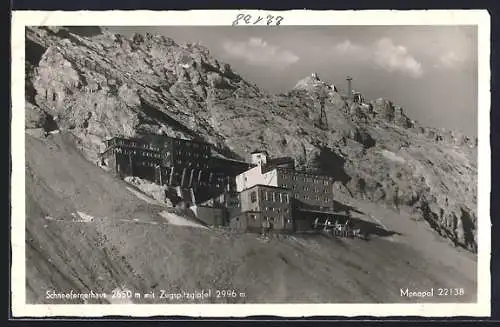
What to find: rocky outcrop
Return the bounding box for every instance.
[25,26,478,252]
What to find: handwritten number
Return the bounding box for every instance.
[253,16,263,24]
[233,13,284,26]
[232,13,244,26]
[266,15,274,25]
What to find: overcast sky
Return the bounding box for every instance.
[107,26,478,136]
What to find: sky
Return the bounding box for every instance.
[107,26,478,136]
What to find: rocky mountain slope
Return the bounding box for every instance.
[25,132,476,304]
[25,26,478,253]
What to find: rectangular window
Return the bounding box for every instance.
[284,194,289,203]
[279,193,283,203]
[272,192,276,202]
[250,191,257,203]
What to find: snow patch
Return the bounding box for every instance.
[159,210,208,229]
[76,211,95,222]
[126,187,160,205]
[380,150,406,164]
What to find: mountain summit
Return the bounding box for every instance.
[294,72,337,93]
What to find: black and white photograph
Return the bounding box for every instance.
[11,10,490,317]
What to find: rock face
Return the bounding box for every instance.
[25,26,478,252]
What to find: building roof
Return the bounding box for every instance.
[267,156,295,166]
[260,165,335,181]
[211,152,251,166]
[269,156,295,162]
[104,134,211,147]
[241,184,290,192]
[298,208,349,215]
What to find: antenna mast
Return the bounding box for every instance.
[346,76,353,100]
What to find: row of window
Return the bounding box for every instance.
[137,161,160,168]
[295,193,331,202]
[264,191,289,203]
[249,190,289,203]
[176,150,210,160]
[174,139,210,151]
[140,144,161,151]
[111,138,212,152]
[143,152,161,159]
[114,147,162,158]
[281,173,331,185]
[281,184,331,194]
[182,161,209,169]
[115,148,140,155]
[247,190,331,204]
[264,207,290,214]
[112,140,144,148]
[259,216,292,225]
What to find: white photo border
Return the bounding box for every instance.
[11,9,491,318]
